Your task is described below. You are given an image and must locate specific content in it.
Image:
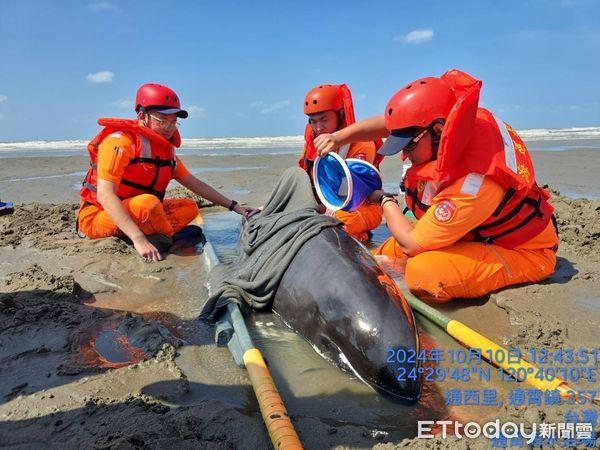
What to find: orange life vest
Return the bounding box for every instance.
[402,108,554,248]
[80,118,180,206]
[299,84,383,174]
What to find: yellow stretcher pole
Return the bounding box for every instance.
[446,320,564,392]
[242,331,303,448]
[402,289,598,404]
[203,229,303,449]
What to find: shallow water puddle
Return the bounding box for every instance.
[93,329,149,364]
[77,323,150,368]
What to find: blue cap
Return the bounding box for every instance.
[377,129,418,156]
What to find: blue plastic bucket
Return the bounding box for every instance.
[313,152,382,212]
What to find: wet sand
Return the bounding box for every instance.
[0,149,599,448]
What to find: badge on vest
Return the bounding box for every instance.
[433,200,457,223]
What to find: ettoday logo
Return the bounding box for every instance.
[418,420,594,444]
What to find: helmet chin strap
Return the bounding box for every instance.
[336,109,345,129]
[428,119,446,161]
[430,131,441,161]
[138,111,149,126]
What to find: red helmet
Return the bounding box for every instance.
[377,77,457,156]
[303,84,344,115]
[384,77,456,131]
[135,83,188,118]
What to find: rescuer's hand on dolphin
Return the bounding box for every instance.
[234,204,261,219]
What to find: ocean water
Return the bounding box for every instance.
[0,136,302,158]
[0,127,599,158]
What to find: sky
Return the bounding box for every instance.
[0,0,599,141]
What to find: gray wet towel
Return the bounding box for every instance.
[200,167,341,321]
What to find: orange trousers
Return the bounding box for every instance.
[374,237,556,302]
[335,202,383,243]
[78,194,199,239]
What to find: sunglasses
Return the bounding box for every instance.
[149,114,180,129]
[402,128,429,153]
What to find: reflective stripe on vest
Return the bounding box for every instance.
[140,135,152,159]
[493,115,518,174]
[338,144,350,159]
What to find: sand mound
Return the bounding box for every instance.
[550,191,600,256]
[0,203,133,255]
[0,203,78,247]
[4,263,82,298]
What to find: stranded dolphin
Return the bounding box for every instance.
[273,226,421,401]
[201,167,421,401]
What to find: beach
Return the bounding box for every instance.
[1,143,599,448]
